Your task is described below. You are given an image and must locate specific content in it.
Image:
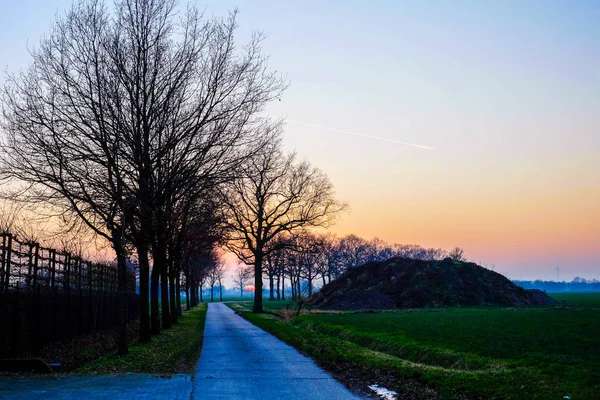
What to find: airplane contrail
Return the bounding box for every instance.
[279,118,435,150]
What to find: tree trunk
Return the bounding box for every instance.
[219,278,223,302]
[169,268,178,324]
[186,284,190,310]
[199,283,203,303]
[269,273,275,300]
[281,274,286,300]
[210,284,214,302]
[189,281,194,307]
[290,274,295,299]
[176,275,182,316]
[194,282,198,305]
[276,272,280,300]
[137,242,151,343]
[161,267,170,328]
[253,253,264,313]
[113,233,128,355]
[150,262,160,334]
[153,242,171,329]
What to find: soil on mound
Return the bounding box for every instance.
[310,257,556,310]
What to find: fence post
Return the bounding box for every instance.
[12,281,20,357]
[77,258,82,289]
[65,252,71,290]
[67,284,72,338]
[50,250,56,288]
[26,242,34,288]
[88,262,93,290]
[0,234,7,288]
[32,243,39,289]
[88,262,93,334]
[5,234,12,290]
[0,234,4,288]
[78,287,83,336]
[35,284,41,351]
[51,283,58,342]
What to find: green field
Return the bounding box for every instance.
[550,292,600,307]
[226,298,294,311]
[230,293,600,399]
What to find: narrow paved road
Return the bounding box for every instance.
[191,302,359,400]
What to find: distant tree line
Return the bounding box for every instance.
[514,278,600,292]
[239,232,467,301]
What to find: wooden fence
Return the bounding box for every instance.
[0,232,139,358]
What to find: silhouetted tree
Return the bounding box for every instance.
[336,235,371,270]
[448,247,467,262]
[207,261,226,302]
[264,234,293,300]
[222,139,346,313]
[296,232,324,297]
[231,264,253,297]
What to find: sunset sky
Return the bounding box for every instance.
[1,1,598,280]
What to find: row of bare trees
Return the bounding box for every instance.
[0,0,291,354]
[0,0,349,354]
[256,233,467,301]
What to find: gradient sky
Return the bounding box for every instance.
[1,1,599,280]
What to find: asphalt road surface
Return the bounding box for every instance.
[191,302,359,400]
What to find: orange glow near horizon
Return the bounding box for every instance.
[325,161,600,280]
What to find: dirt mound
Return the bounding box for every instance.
[310,257,557,310]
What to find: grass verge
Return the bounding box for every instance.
[78,303,207,374]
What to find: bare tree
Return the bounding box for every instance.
[206,262,219,301]
[207,261,226,302]
[182,250,214,308]
[231,264,253,297]
[317,234,343,284]
[222,139,346,313]
[284,246,302,300]
[448,247,467,262]
[216,264,226,302]
[263,234,292,300]
[336,235,371,270]
[424,248,448,261]
[294,232,324,297]
[368,237,395,262]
